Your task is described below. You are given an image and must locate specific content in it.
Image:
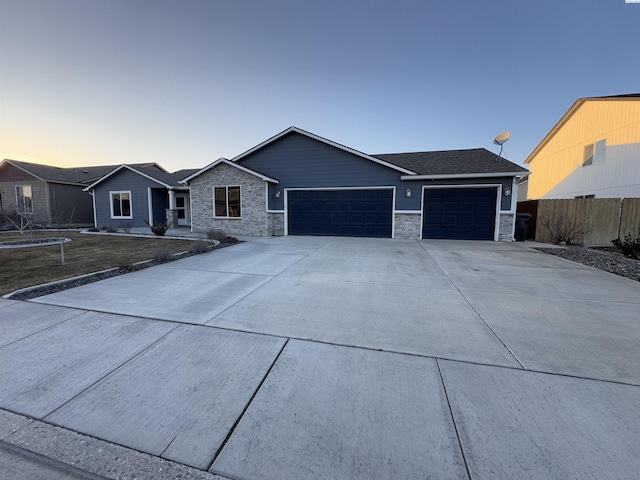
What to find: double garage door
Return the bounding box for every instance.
[286,187,498,240]
[288,189,393,237]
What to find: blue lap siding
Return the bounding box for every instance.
[236,131,514,212]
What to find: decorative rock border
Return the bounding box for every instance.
[0,238,72,249]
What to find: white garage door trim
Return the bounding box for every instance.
[420,184,502,241]
[284,186,396,237]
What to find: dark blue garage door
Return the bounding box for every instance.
[422,187,497,240]
[288,189,393,237]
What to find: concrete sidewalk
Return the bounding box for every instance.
[1,237,640,479]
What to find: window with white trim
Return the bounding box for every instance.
[583,139,606,166]
[110,191,132,218]
[213,186,241,218]
[15,185,33,212]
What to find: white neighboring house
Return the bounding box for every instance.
[525,94,640,199]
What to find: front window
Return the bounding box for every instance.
[110,191,132,218]
[16,185,33,212]
[214,186,241,218]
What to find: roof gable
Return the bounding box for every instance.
[232,127,417,175]
[83,164,193,191]
[180,158,279,184]
[525,94,640,164]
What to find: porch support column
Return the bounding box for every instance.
[166,189,178,227]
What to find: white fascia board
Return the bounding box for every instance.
[83,164,172,191]
[401,172,528,181]
[180,158,278,184]
[230,126,418,176]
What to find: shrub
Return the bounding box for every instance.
[87,227,99,232]
[117,262,141,273]
[105,225,118,233]
[144,219,169,236]
[189,240,210,254]
[540,216,589,245]
[122,221,133,234]
[206,228,227,241]
[153,246,173,263]
[612,232,640,260]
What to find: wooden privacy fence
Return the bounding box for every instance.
[518,198,640,244]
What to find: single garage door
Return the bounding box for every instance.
[288,189,393,237]
[422,187,497,240]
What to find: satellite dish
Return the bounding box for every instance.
[493,132,511,161]
[493,132,511,145]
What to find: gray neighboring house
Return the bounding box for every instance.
[84,164,199,229]
[181,127,529,240]
[0,159,126,226]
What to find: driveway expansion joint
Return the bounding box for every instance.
[207,338,290,472]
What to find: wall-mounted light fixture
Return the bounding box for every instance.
[504,187,511,197]
[275,190,281,198]
[406,188,412,198]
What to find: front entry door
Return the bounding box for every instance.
[175,194,189,226]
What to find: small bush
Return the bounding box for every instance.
[222,235,239,244]
[144,219,169,236]
[206,228,227,241]
[540,216,589,245]
[122,221,133,234]
[189,240,210,254]
[153,246,173,263]
[612,232,640,260]
[87,227,99,232]
[117,262,141,273]
[105,225,118,233]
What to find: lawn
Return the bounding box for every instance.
[0,231,200,296]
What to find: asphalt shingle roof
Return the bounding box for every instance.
[2,160,160,185]
[371,148,529,176]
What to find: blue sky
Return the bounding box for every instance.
[1,0,639,171]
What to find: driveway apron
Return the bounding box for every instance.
[2,236,639,479]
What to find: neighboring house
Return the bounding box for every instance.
[84,164,199,228]
[181,127,528,241]
[524,94,640,199]
[0,159,128,226]
[516,178,529,202]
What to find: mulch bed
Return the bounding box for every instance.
[535,246,640,282]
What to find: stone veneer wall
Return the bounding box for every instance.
[189,163,270,236]
[498,213,515,241]
[394,213,421,239]
[394,211,515,241]
[267,212,284,236]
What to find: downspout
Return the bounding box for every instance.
[147,187,153,226]
[90,190,97,228]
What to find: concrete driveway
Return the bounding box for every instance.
[1,237,639,479]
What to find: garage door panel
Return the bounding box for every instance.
[288,189,393,238]
[422,187,497,240]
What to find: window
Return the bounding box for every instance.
[214,186,241,218]
[15,185,33,212]
[110,191,132,218]
[583,139,606,166]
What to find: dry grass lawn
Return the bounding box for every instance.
[0,231,198,296]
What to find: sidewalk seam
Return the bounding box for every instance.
[206,338,290,472]
[436,359,473,480]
